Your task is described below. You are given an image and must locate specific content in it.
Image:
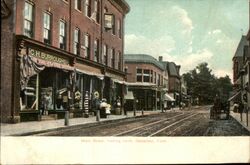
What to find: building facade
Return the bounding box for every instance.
[1,0,129,123]
[160,60,181,106]
[230,36,249,105]
[124,54,179,111]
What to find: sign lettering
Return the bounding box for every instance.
[28,48,69,65]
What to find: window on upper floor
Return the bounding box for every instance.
[103,44,108,65]
[75,0,82,11]
[43,12,52,45]
[94,39,99,62]
[73,28,80,55]
[157,74,161,86]
[118,51,122,71]
[117,19,121,38]
[59,20,66,50]
[85,0,91,17]
[143,70,150,82]
[137,69,142,82]
[150,70,153,83]
[24,1,34,38]
[112,15,115,35]
[111,48,115,68]
[93,0,100,23]
[84,33,90,59]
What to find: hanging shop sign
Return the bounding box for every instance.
[28,47,69,65]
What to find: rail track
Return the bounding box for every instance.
[113,112,199,136]
[30,112,183,136]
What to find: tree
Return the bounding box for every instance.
[183,62,232,105]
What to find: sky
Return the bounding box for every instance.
[124,0,249,79]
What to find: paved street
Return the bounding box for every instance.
[25,106,250,136]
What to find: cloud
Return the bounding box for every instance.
[208,29,222,35]
[124,34,176,56]
[213,69,233,80]
[177,49,214,73]
[171,6,194,34]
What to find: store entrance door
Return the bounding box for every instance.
[39,68,69,115]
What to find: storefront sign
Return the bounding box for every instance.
[28,48,69,65]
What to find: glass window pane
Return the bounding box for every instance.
[43,29,48,39]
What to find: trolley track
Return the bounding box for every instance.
[114,112,198,136]
[31,112,183,136]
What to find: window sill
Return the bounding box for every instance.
[75,9,82,13]
[62,0,69,4]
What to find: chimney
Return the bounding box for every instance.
[159,56,163,62]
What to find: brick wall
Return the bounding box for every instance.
[125,63,163,84]
[1,0,15,122]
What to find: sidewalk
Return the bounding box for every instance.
[1,109,172,136]
[230,111,250,132]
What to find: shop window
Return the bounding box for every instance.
[20,75,38,110]
[84,33,90,59]
[75,0,82,11]
[137,69,142,82]
[43,12,51,45]
[94,39,99,62]
[143,70,150,82]
[59,20,66,50]
[93,0,100,23]
[103,44,108,65]
[85,0,91,17]
[117,19,121,38]
[74,28,80,55]
[24,1,34,38]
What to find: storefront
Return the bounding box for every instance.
[18,42,75,121]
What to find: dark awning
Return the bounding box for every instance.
[228,91,241,102]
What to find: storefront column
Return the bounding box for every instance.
[35,73,39,110]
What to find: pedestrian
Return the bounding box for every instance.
[233,102,239,113]
[238,102,244,114]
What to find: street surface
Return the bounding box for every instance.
[28,106,250,136]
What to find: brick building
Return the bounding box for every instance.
[124,54,179,111]
[1,0,129,123]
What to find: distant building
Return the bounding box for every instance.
[230,36,249,104]
[124,54,165,110]
[124,54,180,111]
[1,0,130,123]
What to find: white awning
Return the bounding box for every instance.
[76,69,104,79]
[163,93,175,101]
[112,78,125,84]
[228,91,241,102]
[125,91,134,100]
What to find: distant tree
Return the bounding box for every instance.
[183,62,232,105]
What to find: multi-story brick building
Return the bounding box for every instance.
[1,0,129,123]
[124,54,165,111]
[124,54,179,111]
